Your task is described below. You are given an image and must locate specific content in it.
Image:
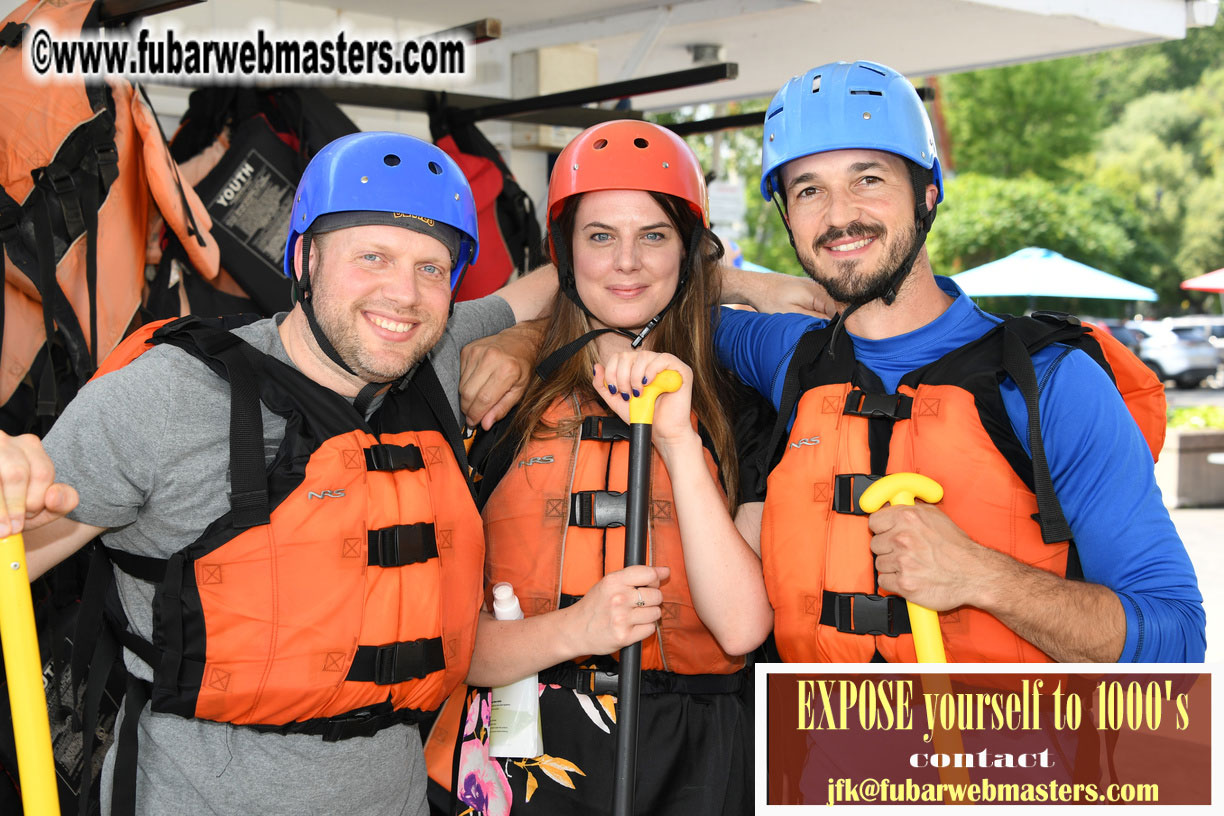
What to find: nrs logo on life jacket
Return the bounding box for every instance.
[518,455,554,468]
[307,489,346,500]
[790,436,821,449]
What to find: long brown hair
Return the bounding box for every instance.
[509,191,741,510]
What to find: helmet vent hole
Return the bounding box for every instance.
[593,139,608,150]
[633,137,649,149]
[427,161,443,175]
[766,106,783,120]
[811,75,821,93]
[383,153,401,167]
[850,89,883,96]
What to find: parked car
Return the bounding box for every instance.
[1161,316,1224,364]
[1126,321,1220,388]
[1084,318,1143,357]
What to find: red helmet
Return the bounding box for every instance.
[546,120,708,263]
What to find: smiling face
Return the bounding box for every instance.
[306,224,453,383]
[781,148,930,307]
[570,189,684,334]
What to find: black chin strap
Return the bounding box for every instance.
[295,232,396,411]
[534,327,637,381]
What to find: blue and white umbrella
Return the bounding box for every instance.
[952,247,1158,301]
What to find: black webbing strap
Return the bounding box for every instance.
[110,674,150,816]
[819,590,912,637]
[569,490,627,529]
[346,638,445,685]
[246,700,429,741]
[365,444,425,472]
[757,325,835,496]
[533,326,634,382]
[77,623,118,816]
[368,523,438,567]
[193,331,271,528]
[102,544,167,583]
[538,664,746,696]
[29,191,64,420]
[0,201,16,366]
[1001,326,1073,543]
[152,553,188,702]
[77,159,100,368]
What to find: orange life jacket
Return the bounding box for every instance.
[1,0,220,433]
[101,316,484,727]
[481,393,743,676]
[759,313,1164,663]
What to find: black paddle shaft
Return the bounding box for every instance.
[612,421,652,816]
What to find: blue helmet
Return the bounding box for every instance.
[760,60,943,203]
[284,131,479,288]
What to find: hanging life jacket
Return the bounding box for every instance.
[147,87,360,320]
[0,0,220,436]
[70,315,485,815]
[758,312,1165,663]
[430,113,544,302]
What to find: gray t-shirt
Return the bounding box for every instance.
[44,296,514,816]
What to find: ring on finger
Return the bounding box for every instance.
[634,589,645,607]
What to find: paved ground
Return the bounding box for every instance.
[1169,506,1222,662]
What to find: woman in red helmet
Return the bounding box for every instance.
[448,120,773,815]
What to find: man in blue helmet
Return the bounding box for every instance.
[0,131,560,815]
[717,60,1204,664]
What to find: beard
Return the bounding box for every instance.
[796,218,922,308]
[309,285,446,383]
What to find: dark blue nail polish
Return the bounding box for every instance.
[608,384,617,395]
[642,376,649,385]
[621,392,630,401]
[632,388,641,397]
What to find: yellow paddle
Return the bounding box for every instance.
[0,533,61,815]
[858,473,946,663]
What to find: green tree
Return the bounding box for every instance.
[940,58,1103,179]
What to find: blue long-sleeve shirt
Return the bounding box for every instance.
[716,276,1205,662]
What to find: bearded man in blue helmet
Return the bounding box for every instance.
[716,60,1204,664]
[0,131,560,816]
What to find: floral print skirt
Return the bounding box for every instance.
[450,670,752,816]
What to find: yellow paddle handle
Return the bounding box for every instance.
[0,533,61,815]
[628,369,682,424]
[859,474,947,664]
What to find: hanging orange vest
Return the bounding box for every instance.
[1,0,220,433]
[482,393,743,676]
[102,317,484,726]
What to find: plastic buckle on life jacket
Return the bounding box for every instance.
[822,591,911,637]
[365,444,425,471]
[350,637,445,686]
[569,490,627,529]
[832,473,882,515]
[580,668,620,695]
[580,415,630,442]
[368,523,438,567]
[843,390,913,420]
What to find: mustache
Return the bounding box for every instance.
[814,221,883,247]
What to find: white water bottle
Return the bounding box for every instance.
[487,582,544,758]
